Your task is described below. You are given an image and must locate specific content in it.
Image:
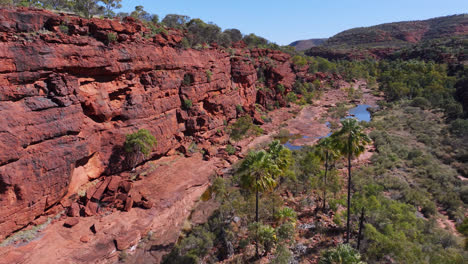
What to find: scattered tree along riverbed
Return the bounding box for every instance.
[160,84,468,264]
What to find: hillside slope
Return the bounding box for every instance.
[289,38,327,51]
[306,14,468,60]
[325,14,468,48]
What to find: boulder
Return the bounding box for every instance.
[124,197,134,212]
[115,230,141,251]
[67,202,81,217]
[63,217,79,228]
[119,181,132,193]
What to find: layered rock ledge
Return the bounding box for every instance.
[0,8,304,240]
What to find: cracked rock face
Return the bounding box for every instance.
[0,8,300,239]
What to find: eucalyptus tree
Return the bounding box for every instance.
[73,0,104,18]
[100,0,121,17]
[162,14,190,29]
[332,118,370,243]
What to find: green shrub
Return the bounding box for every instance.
[107,32,117,43]
[249,223,277,254]
[119,250,128,262]
[274,207,297,224]
[124,129,157,169]
[276,84,285,93]
[149,25,168,36]
[124,129,157,157]
[188,142,197,153]
[291,55,307,67]
[226,144,236,155]
[272,244,293,264]
[411,97,431,109]
[445,102,463,119]
[236,104,244,113]
[276,222,295,243]
[183,99,193,110]
[407,149,423,160]
[450,119,468,136]
[286,92,298,103]
[181,37,190,49]
[205,70,213,82]
[162,225,215,264]
[319,244,365,264]
[457,218,468,249]
[261,115,272,123]
[59,24,69,34]
[229,115,263,141]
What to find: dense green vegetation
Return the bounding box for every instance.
[346,102,468,263]
[164,98,468,263]
[287,55,467,120]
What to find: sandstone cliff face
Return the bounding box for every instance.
[0,8,297,239]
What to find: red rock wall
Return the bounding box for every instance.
[0,8,296,239]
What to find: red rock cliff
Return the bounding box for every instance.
[0,8,297,239]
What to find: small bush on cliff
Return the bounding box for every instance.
[236,104,244,113]
[226,144,236,155]
[229,115,263,141]
[206,70,213,82]
[183,99,193,110]
[286,92,297,103]
[276,84,285,93]
[124,129,157,169]
[107,32,117,43]
[292,55,307,67]
[59,24,69,34]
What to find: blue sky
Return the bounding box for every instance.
[117,0,468,45]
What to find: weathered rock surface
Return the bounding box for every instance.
[0,8,298,240]
[0,154,217,264]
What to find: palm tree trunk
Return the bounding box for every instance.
[323,152,328,210]
[357,207,365,250]
[255,175,259,258]
[346,152,352,244]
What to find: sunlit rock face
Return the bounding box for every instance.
[0,8,300,239]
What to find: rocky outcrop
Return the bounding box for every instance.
[0,8,297,239]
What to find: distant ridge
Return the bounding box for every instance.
[321,14,468,49]
[302,14,468,60]
[289,38,327,51]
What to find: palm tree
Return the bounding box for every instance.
[237,150,280,257]
[267,140,294,181]
[266,140,294,219]
[331,118,370,244]
[315,137,340,210]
